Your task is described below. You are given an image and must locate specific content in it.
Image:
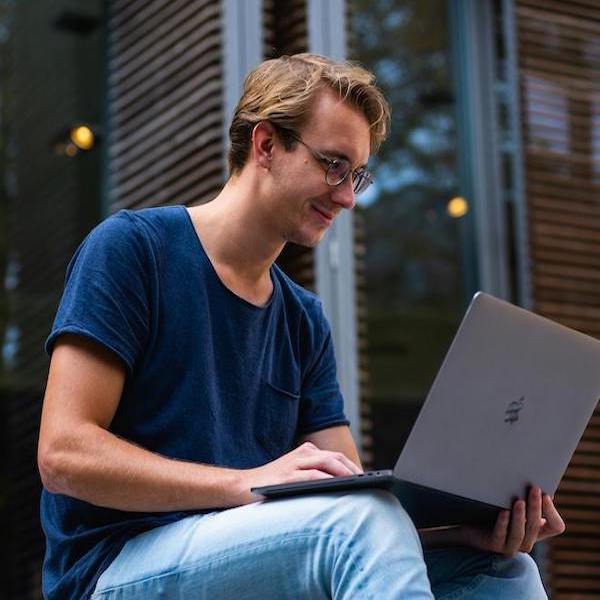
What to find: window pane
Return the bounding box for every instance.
[351,0,477,467]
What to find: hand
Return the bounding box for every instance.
[238,442,363,504]
[458,487,566,557]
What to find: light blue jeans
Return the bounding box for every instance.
[91,491,547,599]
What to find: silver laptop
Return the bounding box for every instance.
[252,292,600,528]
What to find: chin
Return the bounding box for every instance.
[288,229,326,248]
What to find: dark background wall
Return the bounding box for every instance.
[0,1,104,597]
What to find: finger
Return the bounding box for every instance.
[490,510,510,552]
[317,450,362,475]
[297,446,362,475]
[296,441,318,453]
[251,467,333,494]
[521,487,543,552]
[295,469,335,482]
[306,449,361,475]
[542,495,565,533]
[330,451,363,475]
[505,500,526,556]
[539,494,566,539]
[297,454,356,477]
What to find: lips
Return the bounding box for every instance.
[312,205,334,224]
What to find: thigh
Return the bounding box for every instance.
[92,491,432,600]
[92,499,331,600]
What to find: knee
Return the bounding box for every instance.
[321,490,422,548]
[499,552,547,599]
[296,492,431,598]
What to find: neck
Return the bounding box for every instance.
[186,174,284,285]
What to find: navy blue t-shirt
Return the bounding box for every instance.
[41,205,349,599]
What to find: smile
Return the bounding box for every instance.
[312,205,334,225]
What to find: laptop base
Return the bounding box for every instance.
[252,472,503,529]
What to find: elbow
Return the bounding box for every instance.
[38,440,71,495]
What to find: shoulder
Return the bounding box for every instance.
[93,205,185,243]
[76,205,186,263]
[120,205,187,238]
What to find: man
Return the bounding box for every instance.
[38,54,563,599]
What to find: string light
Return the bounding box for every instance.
[447,196,469,218]
[64,143,78,157]
[70,125,95,150]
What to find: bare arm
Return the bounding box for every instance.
[38,335,361,512]
[38,335,246,511]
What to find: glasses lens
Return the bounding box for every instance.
[326,160,350,186]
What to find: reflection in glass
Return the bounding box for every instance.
[352,0,475,466]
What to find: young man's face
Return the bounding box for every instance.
[270,90,371,247]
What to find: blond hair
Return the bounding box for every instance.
[228,53,390,175]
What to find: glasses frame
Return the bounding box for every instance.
[284,130,374,195]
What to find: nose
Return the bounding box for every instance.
[330,177,356,211]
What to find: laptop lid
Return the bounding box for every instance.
[394,292,600,509]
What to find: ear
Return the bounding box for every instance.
[252,121,277,170]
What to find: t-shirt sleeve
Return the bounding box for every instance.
[45,211,152,375]
[297,300,350,434]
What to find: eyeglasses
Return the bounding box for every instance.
[286,132,374,196]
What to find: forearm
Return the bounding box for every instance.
[39,423,251,512]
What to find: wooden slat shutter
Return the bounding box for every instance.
[263,0,314,291]
[106,0,225,212]
[516,1,600,596]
